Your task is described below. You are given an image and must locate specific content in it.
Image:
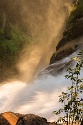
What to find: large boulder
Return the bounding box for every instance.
[0,112,57,125]
[0,114,10,125]
[16,114,48,125]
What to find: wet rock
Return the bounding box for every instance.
[50,16,83,64]
[71,17,83,39]
[49,53,56,64]
[56,36,68,51]
[56,17,83,51]
[37,60,72,78]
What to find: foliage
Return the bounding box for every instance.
[0,11,6,29]
[67,0,83,30]
[0,24,31,67]
[4,19,12,40]
[53,51,83,125]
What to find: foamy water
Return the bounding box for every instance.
[0,75,68,122]
[0,52,82,122]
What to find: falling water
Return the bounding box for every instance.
[16,0,74,83]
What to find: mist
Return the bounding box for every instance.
[15,0,74,82]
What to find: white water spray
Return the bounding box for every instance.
[1,52,82,122]
[0,75,68,122]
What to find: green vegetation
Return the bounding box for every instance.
[53,51,83,125]
[67,0,83,30]
[0,23,31,67]
[0,11,32,81]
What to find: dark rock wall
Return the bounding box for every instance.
[56,17,83,51]
[50,0,83,64]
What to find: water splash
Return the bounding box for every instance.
[0,54,75,122]
[0,75,69,122]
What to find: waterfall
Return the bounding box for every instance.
[16,0,74,83]
[0,0,80,123]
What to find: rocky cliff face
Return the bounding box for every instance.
[50,0,83,64]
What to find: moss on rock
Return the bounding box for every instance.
[67,0,83,30]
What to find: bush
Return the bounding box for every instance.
[0,24,31,67]
[53,51,83,125]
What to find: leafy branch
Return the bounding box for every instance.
[53,50,83,125]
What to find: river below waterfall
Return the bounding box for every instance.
[1,52,82,122]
